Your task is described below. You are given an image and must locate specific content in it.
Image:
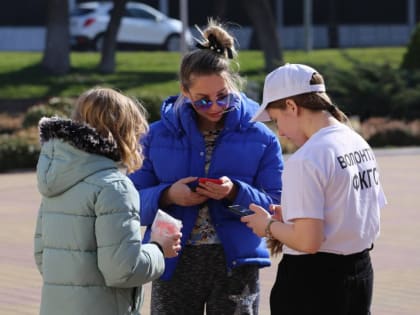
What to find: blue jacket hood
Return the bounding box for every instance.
[159,93,259,136]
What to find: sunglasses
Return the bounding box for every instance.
[189,94,232,110]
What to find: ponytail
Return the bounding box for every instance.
[325,101,348,123]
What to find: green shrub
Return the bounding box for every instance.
[46,96,75,116]
[136,94,166,122]
[401,23,420,70]
[22,97,74,128]
[317,59,420,122]
[22,104,59,128]
[0,133,40,172]
[325,61,404,120]
[367,129,420,147]
[391,87,420,119]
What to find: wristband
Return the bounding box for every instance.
[265,219,276,240]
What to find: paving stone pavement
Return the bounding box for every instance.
[0,147,419,315]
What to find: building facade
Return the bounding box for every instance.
[0,0,419,51]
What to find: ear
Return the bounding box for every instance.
[180,85,189,98]
[285,99,298,113]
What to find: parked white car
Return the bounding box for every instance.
[70,1,193,51]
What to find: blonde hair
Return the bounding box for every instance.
[72,87,149,173]
[179,18,245,93]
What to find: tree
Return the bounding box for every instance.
[42,0,70,75]
[401,23,420,70]
[98,0,128,74]
[240,0,283,72]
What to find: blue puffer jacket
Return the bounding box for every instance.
[129,94,284,280]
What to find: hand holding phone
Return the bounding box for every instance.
[188,178,223,191]
[227,205,254,217]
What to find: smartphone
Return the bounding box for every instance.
[227,205,254,217]
[187,180,199,191]
[198,178,223,185]
[187,178,222,192]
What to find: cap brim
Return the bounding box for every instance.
[250,105,271,122]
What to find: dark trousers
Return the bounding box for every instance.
[151,244,260,315]
[271,249,373,315]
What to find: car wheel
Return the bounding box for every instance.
[94,34,105,51]
[165,34,181,51]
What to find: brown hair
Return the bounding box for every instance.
[72,87,149,173]
[267,72,348,123]
[179,18,245,94]
[266,238,283,257]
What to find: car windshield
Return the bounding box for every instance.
[70,8,95,17]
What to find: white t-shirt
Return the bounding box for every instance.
[281,124,387,255]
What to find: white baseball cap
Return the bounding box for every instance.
[251,63,326,122]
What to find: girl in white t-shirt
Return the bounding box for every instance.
[243,64,387,315]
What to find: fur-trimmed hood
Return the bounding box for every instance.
[39,116,121,161]
[37,117,121,197]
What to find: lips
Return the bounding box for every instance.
[207,111,224,118]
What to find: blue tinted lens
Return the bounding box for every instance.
[216,94,230,107]
[192,94,231,110]
[193,98,212,109]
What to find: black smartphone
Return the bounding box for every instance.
[187,180,199,192]
[227,205,254,217]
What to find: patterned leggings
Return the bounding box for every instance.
[150,244,260,315]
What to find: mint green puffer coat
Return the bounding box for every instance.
[34,117,164,315]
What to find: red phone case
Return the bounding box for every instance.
[198,178,223,184]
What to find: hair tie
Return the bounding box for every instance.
[195,34,233,59]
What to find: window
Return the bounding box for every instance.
[70,8,95,17]
[124,8,156,20]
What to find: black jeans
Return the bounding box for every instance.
[271,249,373,315]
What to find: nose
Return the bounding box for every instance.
[207,98,224,111]
[210,101,221,109]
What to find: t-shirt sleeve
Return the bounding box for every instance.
[282,158,326,222]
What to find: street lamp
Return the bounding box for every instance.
[303,0,313,52]
[180,0,189,54]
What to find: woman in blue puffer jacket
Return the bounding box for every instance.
[128,19,284,315]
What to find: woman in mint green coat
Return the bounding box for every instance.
[33,87,181,315]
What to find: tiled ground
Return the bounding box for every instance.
[1,148,419,315]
